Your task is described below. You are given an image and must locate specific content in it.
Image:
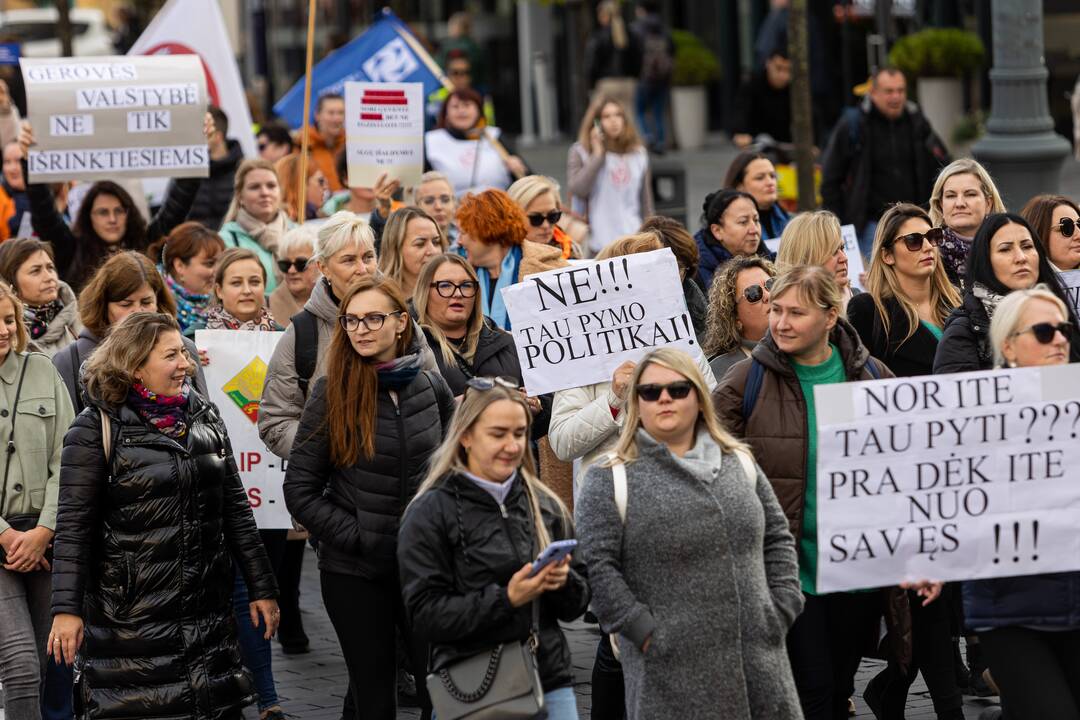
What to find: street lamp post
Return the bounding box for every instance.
[971,0,1070,209]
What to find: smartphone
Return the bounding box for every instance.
[528,539,577,577]
[593,118,604,138]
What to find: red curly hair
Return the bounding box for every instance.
[456,189,528,248]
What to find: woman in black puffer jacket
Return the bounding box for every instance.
[398,379,590,719]
[48,312,278,720]
[284,275,455,720]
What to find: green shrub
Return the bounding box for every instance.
[889,28,985,79]
[671,29,720,86]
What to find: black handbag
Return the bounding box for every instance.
[425,484,547,720]
[0,355,43,566]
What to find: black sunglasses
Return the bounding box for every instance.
[636,381,694,403]
[527,210,562,228]
[1012,321,1074,344]
[891,227,945,252]
[1057,217,1080,238]
[431,280,478,298]
[741,277,775,304]
[466,376,520,392]
[277,257,309,273]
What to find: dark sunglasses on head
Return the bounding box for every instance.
[466,376,520,392]
[277,257,309,273]
[741,277,775,304]
[527,210,562,228]
[636,381,694,403]
[1057,217,1080,238]
[891,227,945,252]
[1012,321,1074,344]
[431,280,478,298]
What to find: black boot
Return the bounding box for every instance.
[966,640,994,697]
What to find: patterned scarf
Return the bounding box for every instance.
[972,282,1007,320]
[376,352,423,390]
[204,305,278,331]
[24,300,63,340]
[165,273,211,334]
[129,380,191,438]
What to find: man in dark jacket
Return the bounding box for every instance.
[821,68,950,257]
[168,104,243,230]
[732,49,794,148]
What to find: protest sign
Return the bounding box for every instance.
[344,81,424,188]
[840,224,866,292]
[813,364,1080,593]
[501,248,704,395]
[22,55,209,182]
[196,330,290,530]
[1058,270,1080,318]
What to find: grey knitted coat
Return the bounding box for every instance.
[577,428,804,720]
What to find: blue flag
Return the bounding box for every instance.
[274,8,444,129]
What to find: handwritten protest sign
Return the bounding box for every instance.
[840,224,866,292]
[22,55,209,182]
[501,248,703,395]
[344,81,423,188]
[196,330,290,529]
[1058,270,1080,318]
[813,365,1080,593]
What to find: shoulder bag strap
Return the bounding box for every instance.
[733,449,757,486]
[0,354,32,515]
[521,481,541,652]
[99,409,112,466]
[611,460,627,524]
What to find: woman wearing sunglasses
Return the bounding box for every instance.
[703,256,777,380]
[963,286,1080,720]
[508,175,582,260]
[1020,194,1080,272]
[715,266,937,720]
[776,210,856,309]
[269,226,320,327]
[284,274,455,720]
[399,376,588,720]
[848,205,967,719]
[928,159,1006,288]
[578,347,801,719]
[933,213,1080,375]
[378,207,447,298]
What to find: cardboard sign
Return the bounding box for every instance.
[501,248,704,395]
[841,224,866,292]
[344,81,423,188]
[22,55,209,182]
[813,365,1080,593]
[196,330,291,530]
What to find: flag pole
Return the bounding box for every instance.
[296,0,317,220]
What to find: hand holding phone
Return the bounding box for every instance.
[528,539,577,577]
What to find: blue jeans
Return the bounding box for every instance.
[858,220,879,261]
[544,686,581,720]
[233,567,278,711]
[635,84,668,148]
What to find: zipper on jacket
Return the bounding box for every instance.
[393,392,407,510]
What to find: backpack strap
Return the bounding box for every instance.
[733,448,757,486]
[864,358,881,380]
[611,461,627,524]
[741,358,765,420]
[291,309,318,397]
[844,105,863,153]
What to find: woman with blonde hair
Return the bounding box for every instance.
[398,377,589,720]
[378,206,446,297]
[219,159,296,292]
[703,255,778,380]
[776,210,854,308]
[507,175,582,259]
[578,347,801,719]
[275,153,329,222]
[568,96,653,254]
[928,158,1006,287]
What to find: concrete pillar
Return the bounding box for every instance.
[971,0,1070,210]
[516,0,558,146]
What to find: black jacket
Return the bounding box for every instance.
[284,370,455,578]
[933,291,993,375]
[398,472,590,690]
[584,26,641,87]
[820,97,949,233]
[730,73,792,143]
[173,138,243,230]
[51,388,276,720]
[847,293,942,378]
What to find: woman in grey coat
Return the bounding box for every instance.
[577,347,804,720]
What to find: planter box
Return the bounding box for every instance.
[918,77,964,155]
[671,85,707,151]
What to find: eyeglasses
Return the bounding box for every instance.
[92,207,128,220]
[527,210,562,228]
[891,227,945,252]
[1056,217,1080,238]
[257,142,268,152]
[1011,321,1074,344]
[277,257,309,273]
[337,311,405,332]
[466,376,520,392]
[636,381,694,403]
[740,277,775,304]
[418,194,453,207]
[431,280,478,298]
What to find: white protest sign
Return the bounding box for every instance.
[1058,270,1080,318]
[344,82,424,188]
[813,365,1080,593]
[196,330,290,529]
[840,224,866,292]
[501,248,703,395]
[22,55,209,182]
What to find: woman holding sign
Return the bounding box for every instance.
[967,286,1080,720]
[933,213,1080,375]
[398,375,588,720]
[284,275,455,719]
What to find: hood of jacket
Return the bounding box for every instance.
[303,277,340,324]
[753,316,871,380]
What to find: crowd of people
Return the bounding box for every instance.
[0,5,1078,720]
